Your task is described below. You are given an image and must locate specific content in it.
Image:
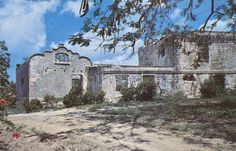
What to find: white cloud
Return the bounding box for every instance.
[0,0,59,54]
[61,0,93,17]
[50,32,143,65]
[0,0,59,80]
[199,19,231,31]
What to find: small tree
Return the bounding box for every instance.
[0,41,10,95]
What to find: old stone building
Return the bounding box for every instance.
[16,31,236,102]
[16,44,92,101]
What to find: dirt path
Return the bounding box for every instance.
[4,107,236,151]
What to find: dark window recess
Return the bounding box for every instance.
[116,75,129,91]
[143,75,155,83]
[198,43,209,62]
[183,74,196,81]
[21,78,24,85]
[159,45,165,58]
[55,53,69,63]
[213,74,225,88]
[72,79,82,88]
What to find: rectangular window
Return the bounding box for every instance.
[143,75,155,83]
[21,78,24,85]
[72,79,81,88]
[183,74,196,81]
[116,75,129,91]
[198,43,209,62]
[55,53,69,63]
[213,74,225,88]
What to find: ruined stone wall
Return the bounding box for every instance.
[138,42,175,67]
[176,41,236,70]
[88,65,236,102]
[85,66,102,92]
[16,63,29,101]
[92,66,177,102]
[28,46,92,100]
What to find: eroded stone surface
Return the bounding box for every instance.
[16,32,236,102]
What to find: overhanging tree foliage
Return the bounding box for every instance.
[69,0,236,53]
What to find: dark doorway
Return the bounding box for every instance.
[72,75,83,89]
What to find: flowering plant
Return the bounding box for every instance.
[12,132,22,139]
[0,98,21,143]
[0,99,8,110]
[0,99,14,129]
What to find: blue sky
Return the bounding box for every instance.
[0,0,232,81]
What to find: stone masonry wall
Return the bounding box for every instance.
[16,63,29,101]
[28,46,92,100]
[176,41,236,70]
[138,42,175,67]
[87,65,236,102]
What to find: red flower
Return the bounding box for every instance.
[0,99,8,107]
[12,132,22,139]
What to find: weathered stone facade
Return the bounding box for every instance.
[16,44,92,101]
[16,32,236,102]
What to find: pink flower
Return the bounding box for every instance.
[12,132,22,139]
[0,99,7,107]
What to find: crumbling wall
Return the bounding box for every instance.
[16,63,29,101]
[86,66,102,92]
[138,42,175,67]
[176,41,236,70]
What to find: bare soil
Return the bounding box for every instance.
[1,101,236,151]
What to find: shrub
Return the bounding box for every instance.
[63,86,105,108]
[119,86,136,102]
[63,86,83,108]
[0,82,16,108]
[80,90,105,105]
[200,79,217,98]
[0,99,14,130]
[92,90,105,104]
[23,99,43,113]
[135,81,156,101]
[63,93,79,108]
[44,94,57,108]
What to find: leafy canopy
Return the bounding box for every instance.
[69,0,236,53]
[0,41,10,92]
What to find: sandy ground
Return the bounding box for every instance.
[1,107,235,151]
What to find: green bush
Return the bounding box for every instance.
[135,81,156,101]
[93,90,105,104]
[118,81,157,102]
[80,90,105,105]
[23,99,43,113]
[0,98,14,130]
[63,85,84,108]
[63,86,105,108]
[200,79,217,98]
[44,94,57,108]
[119,86,136,102]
